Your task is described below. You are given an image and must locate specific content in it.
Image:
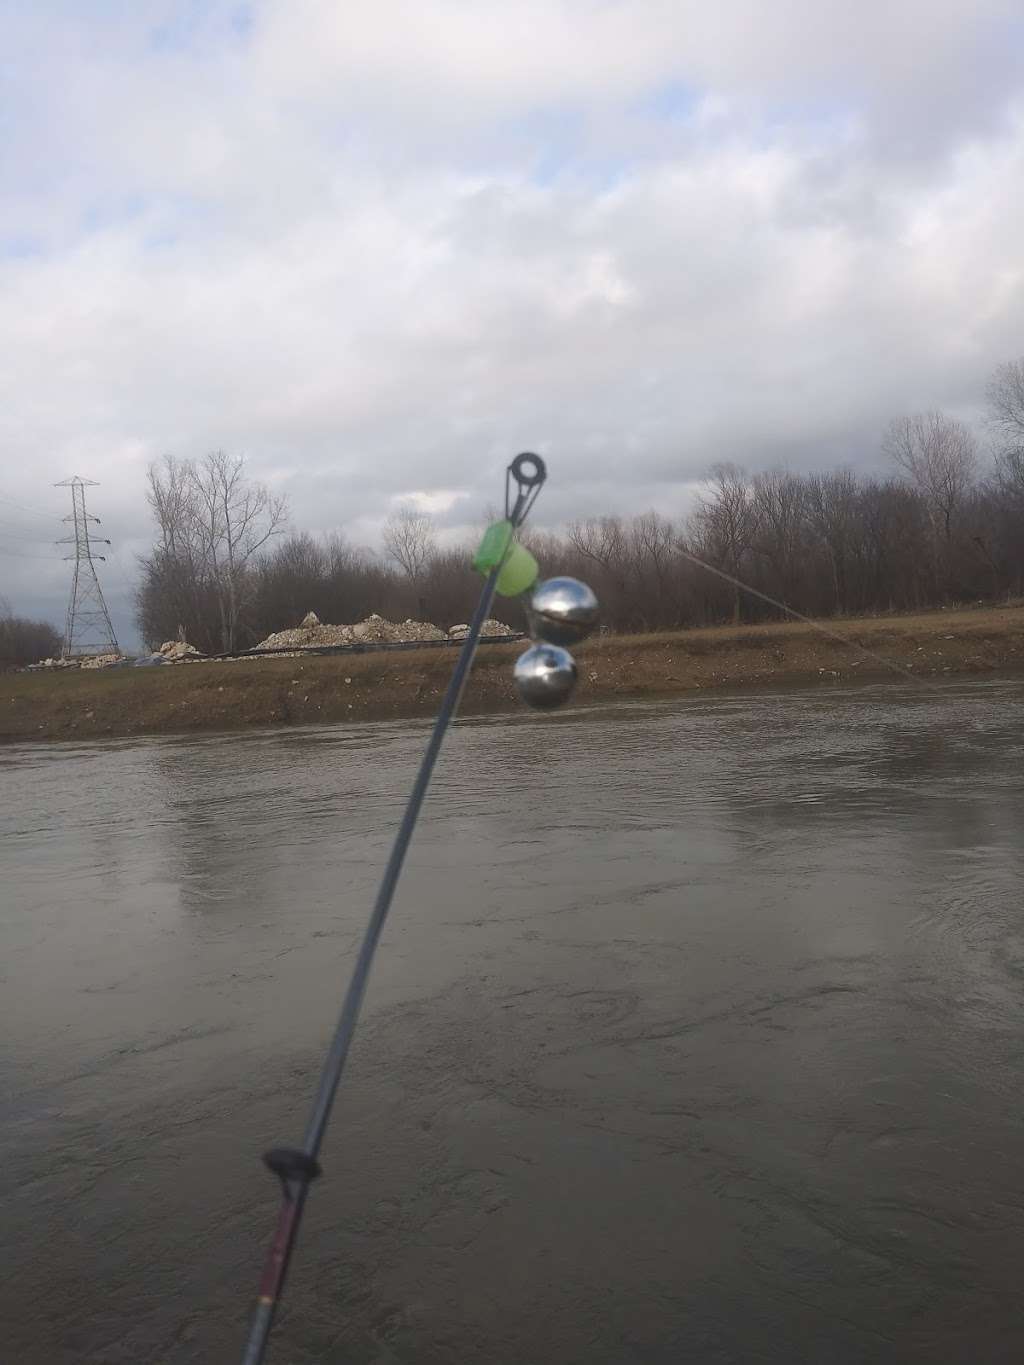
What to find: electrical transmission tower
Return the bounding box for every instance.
[56,476,119,658]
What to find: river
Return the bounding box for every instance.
[3,677,1024,1363]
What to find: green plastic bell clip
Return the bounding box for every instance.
[472,519,539,597]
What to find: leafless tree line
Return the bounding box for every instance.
[0,597,61,670]
[135,360,1024,650]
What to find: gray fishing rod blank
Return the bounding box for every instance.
[240,452,547,1365]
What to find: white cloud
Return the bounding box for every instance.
[0,1,1023,644]
[393,490,471,515]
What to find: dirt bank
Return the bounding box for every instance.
[4,605,1023,743]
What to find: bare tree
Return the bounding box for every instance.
[987,362,1024,576]
[147,453,198,559]
[254,532,329,627]
[143,454,208,640]
[883,412,977,540]
[382,506,436,580]
[807,469,859,613]
[993,446,1024,504]
[751,469,809,602]
[140,452,288,652]
[688,463,760,621]
[629,512,681,627]
[193,451,288,651]
[987,358,1024,447]
[987,446,1024,598]
[566,516,633,624]
[567,516,628,574]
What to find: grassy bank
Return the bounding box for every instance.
[4,605,1023,744]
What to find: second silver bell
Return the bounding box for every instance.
[513,643,578,710]
[529,576,599,647]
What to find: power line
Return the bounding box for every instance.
[0,490,60,520]
[0,547,64,560]
[0,522,59,542]
[105,545,137,600]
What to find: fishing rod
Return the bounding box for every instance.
[241,453,598,1364]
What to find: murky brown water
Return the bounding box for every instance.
[3,678,1024,1364]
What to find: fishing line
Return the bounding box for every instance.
[677,544,943,691]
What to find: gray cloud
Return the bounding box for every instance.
[1,1,1022,645]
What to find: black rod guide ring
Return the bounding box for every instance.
[263,1147,322,1188]
[509,452,546,488]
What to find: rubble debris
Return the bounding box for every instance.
[255,612,446,651]
[398,617,446,642]
[256,622,355,649]
[350,614,392,643]
[29,656,76,670]
[79,653,125,670]
[157,640,203,662]
[27,652,127,671]
[447,619,517,641]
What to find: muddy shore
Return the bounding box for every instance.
[4,605,1023,743]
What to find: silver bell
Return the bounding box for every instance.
[513,643,578,710]
[529,576,599,647]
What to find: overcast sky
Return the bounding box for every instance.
[2,1,1023,646]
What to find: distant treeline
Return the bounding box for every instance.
[136,360,1024,653]
[138,526,489,654]
[0,602,61,670]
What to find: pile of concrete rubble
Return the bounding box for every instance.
[448,619,517,641]
[28,655,82,671]
[125,640,204,666]
[152,639,203,662]
[254,611,515,652]
[27,639,204,671]
[81,652,128,669]
[29,652,126,671]
[26,613,519,671]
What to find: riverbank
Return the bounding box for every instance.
[4,605,1023,743]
